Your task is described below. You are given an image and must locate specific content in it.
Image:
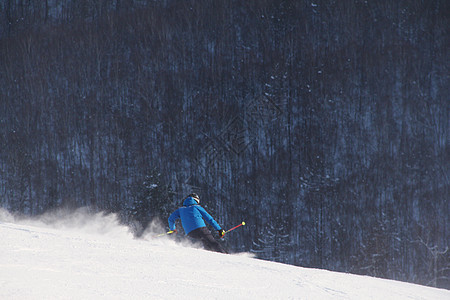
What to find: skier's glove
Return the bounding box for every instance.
[218,229,226,238]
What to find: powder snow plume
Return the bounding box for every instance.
[0,207,134,240]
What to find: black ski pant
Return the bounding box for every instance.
[188,227,228,254]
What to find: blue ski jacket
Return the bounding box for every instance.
[168,197,222,235]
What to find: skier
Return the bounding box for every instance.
[168,193,227,254]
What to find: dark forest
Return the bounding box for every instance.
[0,0,448,288]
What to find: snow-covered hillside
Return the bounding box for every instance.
[1,210,448,300]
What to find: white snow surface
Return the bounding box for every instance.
[1,209,448,300]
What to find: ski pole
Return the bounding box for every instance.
[154,230,176,238]
[223,221,246,236]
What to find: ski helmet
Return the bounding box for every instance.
[187,193,200,204]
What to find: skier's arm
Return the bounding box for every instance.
[197,206,221,231]
[168,209,180,231]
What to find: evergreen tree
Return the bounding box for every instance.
[129,169,175,236]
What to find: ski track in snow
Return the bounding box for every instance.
[0,213,449,300]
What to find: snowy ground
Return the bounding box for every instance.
[1,209,448,300]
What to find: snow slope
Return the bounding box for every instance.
[1,210,448,300]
